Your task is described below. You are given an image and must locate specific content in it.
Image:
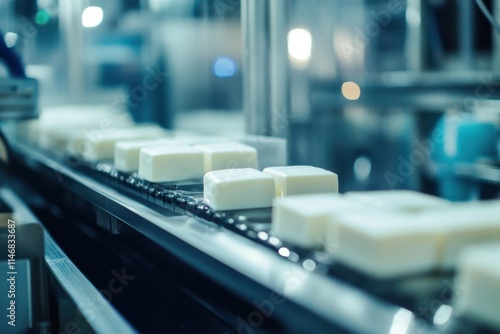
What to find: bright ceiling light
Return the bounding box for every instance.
[82,6,103,28]
[287,28,312,63]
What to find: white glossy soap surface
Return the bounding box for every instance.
[264,166,338,197]
[138,145,204,182]
[204,168,274,211]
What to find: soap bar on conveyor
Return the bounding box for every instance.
[264,166,338,197]
[114,139,180,172]
[139,145,204,182]
[204,168,274,211]
[194,142,258,172]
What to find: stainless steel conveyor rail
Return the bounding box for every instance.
[1,188,137,334]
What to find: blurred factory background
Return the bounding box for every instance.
[1,0,499,199]
[2,1,500,334]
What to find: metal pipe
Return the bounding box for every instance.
[405,0,424,71]
[459,0,475,70]
[242,0,271,136]
[493,0,500,72]
[59,0,85,101]
[269,0,289,138]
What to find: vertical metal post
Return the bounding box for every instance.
[493,0,500,72]
[59,0,85,101]
[405,0,424,71]
[269,0,289,138]
[459,0,475,69]
[242,0,271,136]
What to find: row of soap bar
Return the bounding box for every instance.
[272,190,450,249]
[25,116,341,207]
[271,190,500,280]
[19,106,135,150]
[21,111,241,164]
[135,141,259,182]
[113,137,339,207]
[272,191,500,330]
[26,117,262,180]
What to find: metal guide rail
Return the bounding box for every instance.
[0,187,136,334]
[10,142,495,334]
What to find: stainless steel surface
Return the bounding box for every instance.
[459,0,475,69]
[269,0,289,138]
[1,187,136,334]
[494,0,500,72]
[0,188,48,332]
[12,142,439,334]
[242,0,271,136]
[405,0,424,72]
[59,0,85,101]
[44,232,137,334]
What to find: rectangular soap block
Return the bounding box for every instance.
[418,201,500,270]
[194,142,258,172]
[138,145,204,182]
[40,127,131,153]
[329,199,500,278]
[264,166,338,197]
[68,125,169,162]
[333,211,437,278]
[204,168,274,211]
[271,194,360,248]
[345,190,450,212]
[454,243,500,330]
[39,127,85,152]
[114,139,180,172]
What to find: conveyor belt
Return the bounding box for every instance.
[11,142,495,334]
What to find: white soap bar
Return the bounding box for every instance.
[194,142,258,172]
[345,190,450,212]
[204,168,274,211]
[114,139,180,172]
[38,127,79,151]
[454,243,500,330]
[68,125,169,162]
[418,201,500,269]
[263,166,338,197]
[271,194,360,248]
[138,145,204,182]
[334,211,437,278]
[39,124,133,152]
[33,107,134,150]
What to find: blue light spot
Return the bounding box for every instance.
[213,56,236,78]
